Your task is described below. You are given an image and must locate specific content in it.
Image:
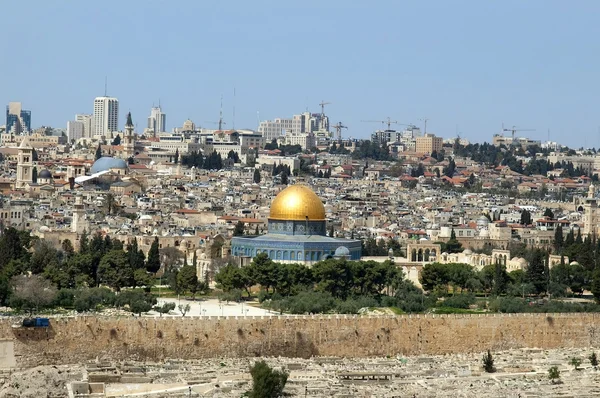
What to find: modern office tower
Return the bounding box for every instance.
[415,133,443,155]
[67,121,84,141]
[6,102,31,134]
[92,97,119,135]
[75,114,93,138]
[147,106,166,134]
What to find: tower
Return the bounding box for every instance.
[147,106,166,135]
[15,136,33,189]
[123,112,135,159]
[584,183,598,237]
[92,97,119,136]
[72,196,86,233]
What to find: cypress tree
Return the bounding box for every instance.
[147,237,161,273]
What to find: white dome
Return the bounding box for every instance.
[463,249,473,255]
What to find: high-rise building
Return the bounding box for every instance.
[75,114,92,138]
[67,121,84,141]
[6,102,31,135]
[92,97,119,136]
[415,133,443,155]
[258,112,316,143]
[147,106,166,134]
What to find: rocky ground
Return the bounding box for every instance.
[1,347,600,397]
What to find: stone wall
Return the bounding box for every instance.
[4,313,600,368]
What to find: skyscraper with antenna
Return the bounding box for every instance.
[92,96,118,136]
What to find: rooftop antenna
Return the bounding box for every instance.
[257,111,260,126]
[419,117,429,133]
[104,76,108,96]
[218,95,223,131]
[232,88,236,130]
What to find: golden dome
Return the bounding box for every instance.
[269,185,326,221]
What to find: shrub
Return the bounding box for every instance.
[440,294,476,309]
[570,357,582,370]
[548,366,560,384]
[248,360,288,398]
[482,350,496,373]
[590,352,598,367]
[268,291,336,314]
[53,289,76,308]
[73,287,116,312]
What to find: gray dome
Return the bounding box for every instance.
[38,169,52,179]
[91,157,128,174]
[334,246,350,257]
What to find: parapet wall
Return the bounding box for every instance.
[3,313,599,368]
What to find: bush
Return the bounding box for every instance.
[394,281,433,313]
[114,289,156,315]
[219,289,242,303]
[548,366,560,384]
[257,289,269,303]
[482,350,496,373]
[335,296,379,314]
[440,294,476,309]
[248,360,288,398]
[488,297,527,313]
[268,291,336,314]
[73,287,116,312]
[53,289,76,308]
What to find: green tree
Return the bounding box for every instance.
[215,264,254,297]
[233,221,245,236]
[253,168,261,184]
[97,250,134,291]
[32,166,38,183]
[248,253,277,293]
[554,225,564,253]
[174,148,179,164]
[525,248,547,295]
[95,144,102,160]
[146,237,161,273]
[520,209,532,225]
[153,302,176,317]
[570,357,582,370]
[445,228,463,253]
[248,360,288,398]
[112,134,121,145]
[312,259,355,300]
[482,350,496,373]
[177,265,203,300]
[548,366,560,384]
[590,352,598,367]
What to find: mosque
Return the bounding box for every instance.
[231,184,362,266]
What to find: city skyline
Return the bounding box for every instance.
[3,1,600,147]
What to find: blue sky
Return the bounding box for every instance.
[3,0,600,147]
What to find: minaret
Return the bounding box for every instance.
[584,183,598,237]
[123,112,135,159]
[15,136,33,189]
[72,196,86,233]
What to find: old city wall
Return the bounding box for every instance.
[2,313,599,368]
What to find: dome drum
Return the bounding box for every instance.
[267,219,326,236]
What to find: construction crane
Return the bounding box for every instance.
[318,101,331,117]
[503,125,535,141]
[331,122,348,142]
[361,118,411,130]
